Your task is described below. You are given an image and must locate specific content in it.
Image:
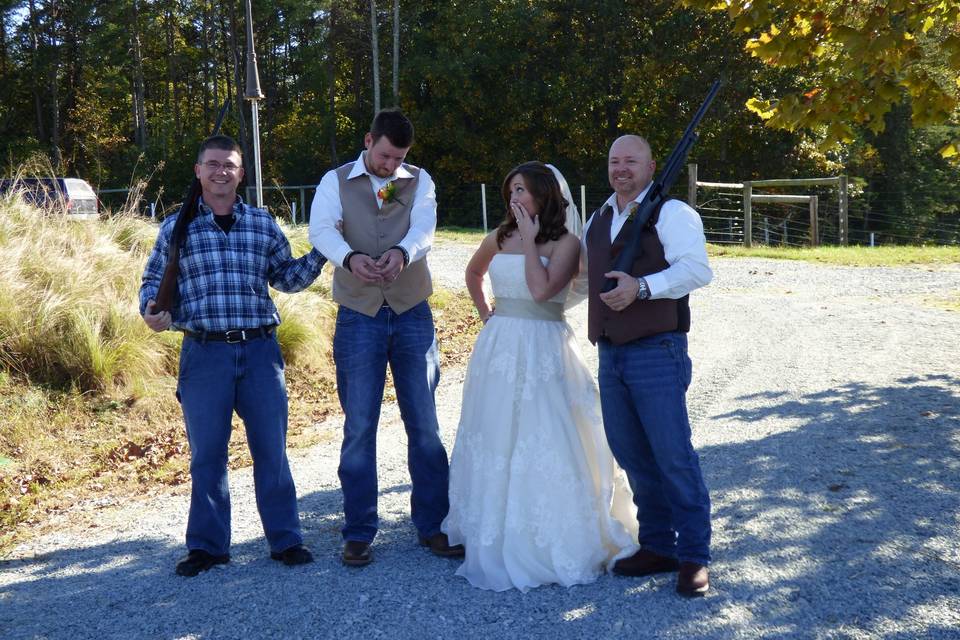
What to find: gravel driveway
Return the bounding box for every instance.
[2,239,959,639]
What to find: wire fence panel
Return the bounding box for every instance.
[97,177,960,247]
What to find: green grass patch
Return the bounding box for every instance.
[708,243,960,266]
[925,293,960,313]
[436,226,486,245]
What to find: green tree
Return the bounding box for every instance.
[682,0,960,156]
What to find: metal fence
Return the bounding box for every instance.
[97,173,960,246]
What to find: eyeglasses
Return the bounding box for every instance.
[201,160,241,172]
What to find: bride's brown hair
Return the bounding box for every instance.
[496,161,569,249]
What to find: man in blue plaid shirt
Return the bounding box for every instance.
[140,135,327,577]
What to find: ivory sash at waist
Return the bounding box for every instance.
[494,297,564,322]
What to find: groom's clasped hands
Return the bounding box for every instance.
[347,247,405,284]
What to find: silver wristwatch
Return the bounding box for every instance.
[636,277,651,301]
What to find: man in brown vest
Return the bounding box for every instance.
[582,134,713,596]
[308,108,462,566]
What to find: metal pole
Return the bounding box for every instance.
[580,185,587,226]
[250,105,263,208]
[481,184,488,232]
[244,0,265,209]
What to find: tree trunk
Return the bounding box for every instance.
[28,0,46,144]
[0,8,7,76]
[327,5,338,167]
[370,0,380,113]
[201,0,211,124]
[165,8,181,140]
[392,0,398,105]
[130,0,148,149]
[227,1,251,181]
[47,1,62,168]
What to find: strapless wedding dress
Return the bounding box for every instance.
[442,253,638,592]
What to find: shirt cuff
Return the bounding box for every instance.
[308,247,328,268]
[643,272,668,299]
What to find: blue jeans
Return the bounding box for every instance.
[333,301,449,542]
[598,332,711,565]
[177,333,303,556]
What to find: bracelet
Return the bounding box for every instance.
[390,245,410,266]
[636,277,651,301]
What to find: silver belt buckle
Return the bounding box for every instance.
[225,329,245,344]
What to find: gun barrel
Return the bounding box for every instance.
[601,79,721,294]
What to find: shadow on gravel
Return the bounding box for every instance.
[3,376,958,639]
[707,373,960,636]
[0,485,344,639]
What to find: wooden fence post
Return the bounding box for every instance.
[809,195,819,247]
[687,163,698,209]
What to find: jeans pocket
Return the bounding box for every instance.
[667,337,692,391]
[177,338,197,383]
[659,335,691,390]
[336,306,360,326]
[271,335,286,372]
[407,300,433,320]
[660,337,678,360]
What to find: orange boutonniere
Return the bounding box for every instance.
[625,202,639,220]
[377,181,398,203]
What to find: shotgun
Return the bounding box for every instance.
[602,80,721,292]
[153,98,232,313]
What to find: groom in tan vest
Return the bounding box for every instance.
[308,108,462,566]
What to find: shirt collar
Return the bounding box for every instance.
[198,195,245,218]
[604,183,652,216]
[347,151,414,181]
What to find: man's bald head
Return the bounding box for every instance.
[608,135,656,207]
[610,135,652,161]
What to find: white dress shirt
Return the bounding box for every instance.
[308,151,437,269]
[581,184,713,299]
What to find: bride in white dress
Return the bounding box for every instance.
[442,162,638,592]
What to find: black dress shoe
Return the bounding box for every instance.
[175,549,230,577]
[270,543,314,566]
[418,533,465,558]
[341,540,372,567]
[612,549,680,577]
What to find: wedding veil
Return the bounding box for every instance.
[545,163,588,308]
[545,163,582,237]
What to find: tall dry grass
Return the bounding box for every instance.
[0,193,171,393]
[0,194,338,394]
[0,194,340,549]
